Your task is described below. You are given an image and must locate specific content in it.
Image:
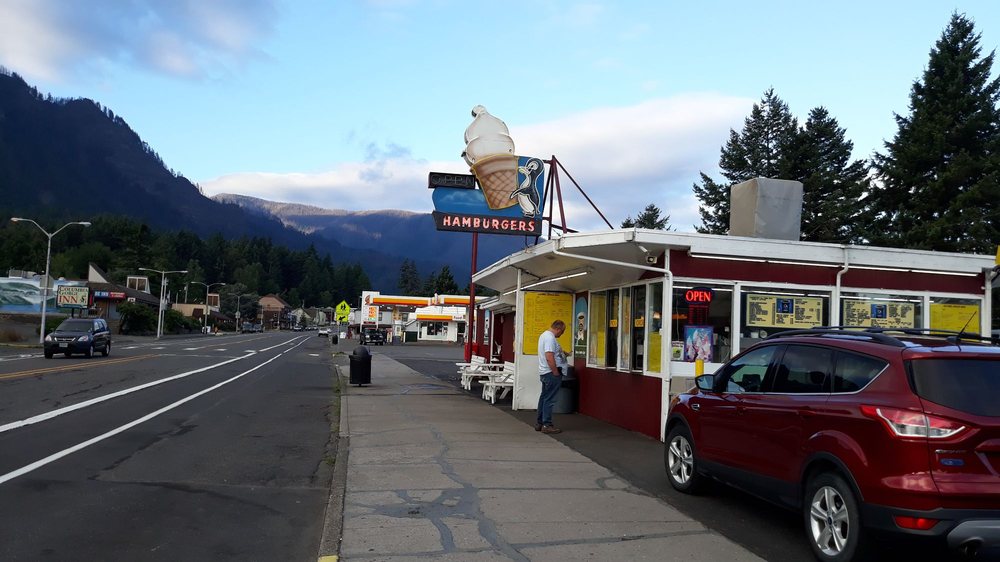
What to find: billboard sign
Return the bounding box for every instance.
[430,105,546,236]
[57,285,90,309]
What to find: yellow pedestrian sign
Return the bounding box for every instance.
[335,301,351,322]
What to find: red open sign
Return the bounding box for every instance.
[685,288,714,304]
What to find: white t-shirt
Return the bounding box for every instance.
[538,329,561,375]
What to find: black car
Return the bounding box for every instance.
[361,328,385,346]
[44,318,112,359]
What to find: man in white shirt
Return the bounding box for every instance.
[536,320,566,434]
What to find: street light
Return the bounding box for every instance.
[190,281,226,332]
[10,218,91,344]
[139,267,188,339]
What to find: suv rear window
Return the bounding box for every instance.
[910,359,1000,417]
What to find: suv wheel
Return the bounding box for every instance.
[102,342,110,357]
[804,472,869,562]
[665,425,704,493]
[85,344,94,358]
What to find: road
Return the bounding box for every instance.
[373,342,970,562]
[0,331,336,561]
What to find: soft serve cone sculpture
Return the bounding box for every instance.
[463,105,519,210]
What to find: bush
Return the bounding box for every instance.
[0,328,24,342]
[163,309,188,334]
[118,302,156,334]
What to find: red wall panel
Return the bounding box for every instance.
[575,360,662,439]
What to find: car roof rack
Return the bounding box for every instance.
[763,326,998,348]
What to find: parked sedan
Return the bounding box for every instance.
[318,327,330,337]
[44,318,112,359]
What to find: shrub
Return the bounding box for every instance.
[0,329,24,343]
[118,302,157,334]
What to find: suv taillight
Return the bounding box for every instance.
[860,405,966,440]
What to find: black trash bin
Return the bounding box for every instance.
[553,366,577,414]
[332,333,339,344]
[349,345,372,386]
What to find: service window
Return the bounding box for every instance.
[630,285,646,371]
[929,297,981,335]
[672,284,734,364]
[740,288,829,351]
[588,291,607,366]
[841,293,922,330]
[620,287,632,371]
[647,282,663,373]
[770,345,833,394]
[606,290,620,368]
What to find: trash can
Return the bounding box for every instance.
[349,345,372,386]
[553,366,577,414]
[332,333,339,344]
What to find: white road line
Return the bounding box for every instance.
[0,352,254,434]
[122,346,138,350]
[0,337,310,485]
[257,336,307,352]
[182,348,199,351]
[308,353,319,357]
[214,348,227,352]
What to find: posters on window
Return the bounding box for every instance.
[684,326,714,362]
[573,296,587,359]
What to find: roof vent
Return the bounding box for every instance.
[728,177,803,240]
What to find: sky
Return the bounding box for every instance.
[2,0,999,232]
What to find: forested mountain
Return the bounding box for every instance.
[0,68,490,292]
[212,194,530,284]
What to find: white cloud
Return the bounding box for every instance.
[0,0,277,82]
[200,93,753,233]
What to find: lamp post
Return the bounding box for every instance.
[139,268,188,339]
[190,281,226,332]
[10,218,91,344]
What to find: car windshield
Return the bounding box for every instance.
[57,319,93,331]
[910,358,1000,416]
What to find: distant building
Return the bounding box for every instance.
[260,294,291,330]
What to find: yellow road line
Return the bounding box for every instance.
[318,556,339,562]
[0,353,162,381]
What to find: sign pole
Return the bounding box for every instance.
[465,232,478,362]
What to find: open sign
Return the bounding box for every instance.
[684,287,714,304]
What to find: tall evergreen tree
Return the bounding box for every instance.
[435,265,460,295]
[397,259,421,295]
[621,203,672,230]
[693,89,799,233]
[868,13,1000,252]
[789,107,869,243]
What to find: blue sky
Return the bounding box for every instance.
[2,0,998,231]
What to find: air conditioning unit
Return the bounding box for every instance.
[127,297,136,303]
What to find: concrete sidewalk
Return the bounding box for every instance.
[327,351,764,562]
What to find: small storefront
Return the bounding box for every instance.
[470,229,995,441]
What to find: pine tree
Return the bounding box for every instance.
[435,265,460,295]
[397,259,421,295]
[868,13,1000,252]
[694,89,799,233]
[789,107,869,243]
[621,203,672,230]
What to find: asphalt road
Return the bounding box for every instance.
[0,331,336,561]
[372,342,973,562]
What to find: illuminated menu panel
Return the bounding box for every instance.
[746,294,823,329]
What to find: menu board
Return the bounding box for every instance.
[746,294,823,329]
[842,299,916,329]
[522,291,574,355]
[930,303,981,333]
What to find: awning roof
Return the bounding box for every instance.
[471,228,996,294]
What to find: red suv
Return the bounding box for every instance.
[665,328,1000,561]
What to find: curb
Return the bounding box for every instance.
[317,365,350,561]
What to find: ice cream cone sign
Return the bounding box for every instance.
[429,105,547,236]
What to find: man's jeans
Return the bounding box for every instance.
[536,372,561,426]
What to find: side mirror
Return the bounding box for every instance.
[695,374,715,392]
